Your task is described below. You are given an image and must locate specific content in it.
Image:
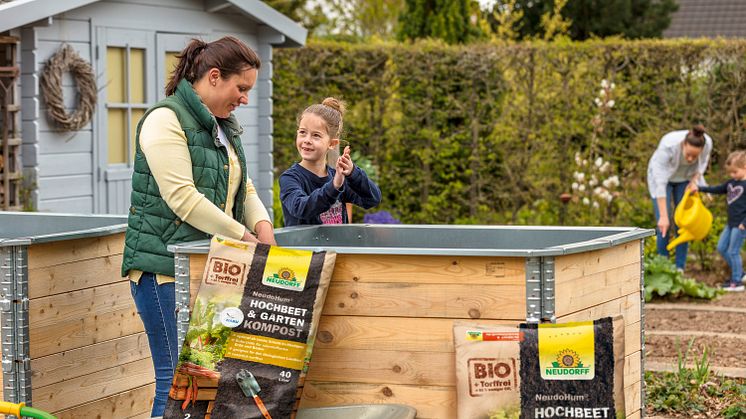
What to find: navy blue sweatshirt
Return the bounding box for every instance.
[279,163,382,226]
[699,179,746,227]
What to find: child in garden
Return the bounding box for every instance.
[280,97,381,226]
[689,150,746,291]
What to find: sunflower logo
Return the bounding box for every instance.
[555,349,581,368]
[275,267,296,282]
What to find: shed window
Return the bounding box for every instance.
[106,47,147,165]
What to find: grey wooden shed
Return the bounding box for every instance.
[0,0,306,216]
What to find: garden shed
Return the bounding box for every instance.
[0,0,306,216]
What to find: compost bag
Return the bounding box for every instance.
[455,317,625,419]
[164,236,336,419]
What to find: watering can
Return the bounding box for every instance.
[666,189,712,251]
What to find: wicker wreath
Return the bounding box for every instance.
[40,44,97,131]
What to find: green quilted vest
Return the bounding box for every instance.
[121,79,248,277]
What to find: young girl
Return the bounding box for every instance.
[690,150,746,291]
[280,97,381,226]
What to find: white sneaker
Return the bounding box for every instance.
[722,283,745,292]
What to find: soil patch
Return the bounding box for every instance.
[645,308,746,335]
[644,334,746,369]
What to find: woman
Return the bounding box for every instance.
[647,125,712,270]
[120,36,275,418]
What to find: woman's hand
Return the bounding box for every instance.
[657,215,670,238]
[254,220,277,246]
[739,224,745,231]
[241,229,260,243]
[686,182,698,193]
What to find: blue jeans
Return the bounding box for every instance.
[717,226,745,285]
[131,272,178,417]
[653,181,689,269]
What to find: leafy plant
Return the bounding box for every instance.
[647,339,746,417]
[644,254,722,301]
[179,298,233,370]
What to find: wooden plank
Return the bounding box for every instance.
[625,379,642,417]
[626,321,641,355]
[33,358,154,413]
[37,174,93,200]
[189,254,207,280]
[306,349,454,386]
[624,351,642,392]
[31,333,150,388]
[305,348,642,390]
[53,384,155,419]
[29,306,143,358]
[27,234,124,269]
[38,196,95,214]
[555,241,641,282]
[331,254,525,285]
[314,316,519,353]
[37,152,92,177]
[29,281,133,328]
[300,382,455,419]
[28,253,124,299]
[321,282,526,319]
[557,291,641,324]
[626,409,641,419]
[555,262,641,315]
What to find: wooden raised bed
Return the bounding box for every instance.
[172,224,652,419]
[0,212,153,418]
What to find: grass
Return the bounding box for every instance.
[645,338,746,418]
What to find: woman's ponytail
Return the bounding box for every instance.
[165,39,207,96]
[164,37,260,96]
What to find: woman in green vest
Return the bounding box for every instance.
[120,36,276,418]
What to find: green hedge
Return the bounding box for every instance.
[272,39,746,226]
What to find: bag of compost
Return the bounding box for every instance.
[454,316,625,419]
[164,236,336,419]
[454,323,523,419]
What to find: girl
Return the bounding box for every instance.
[689,150,746,292]
[647,125,713,271]
[280,97,381,226]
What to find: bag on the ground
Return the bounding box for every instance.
[164,236,336,419]
[455,316,625,419]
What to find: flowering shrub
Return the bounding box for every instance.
[363,210,401,224]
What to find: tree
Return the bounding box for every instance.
[318,0,405,40]
[484,0,678,40]
[264,0,327,34]
[397,0,482,44]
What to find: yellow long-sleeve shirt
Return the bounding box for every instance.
[130,107,271,284]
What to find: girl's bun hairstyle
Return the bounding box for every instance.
[299,97,347,138]
[685,124,706,148]
[322,97,346,116]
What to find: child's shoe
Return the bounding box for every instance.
[722,282,745,292]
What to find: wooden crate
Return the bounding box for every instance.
[21,233,154,418]
[184,239,644,419]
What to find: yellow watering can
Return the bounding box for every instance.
[666,189,713,251]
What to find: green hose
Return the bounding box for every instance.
[19,406,57,419]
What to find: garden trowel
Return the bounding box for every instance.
[237,369,272,419]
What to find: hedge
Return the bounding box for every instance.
[272,39,746,227]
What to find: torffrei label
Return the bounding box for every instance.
[539,321,595,380]
[261,247,313,292]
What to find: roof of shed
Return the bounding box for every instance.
[0,0,306,46]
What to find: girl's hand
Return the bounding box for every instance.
[337,146,354,176]
[333,168,345,190]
